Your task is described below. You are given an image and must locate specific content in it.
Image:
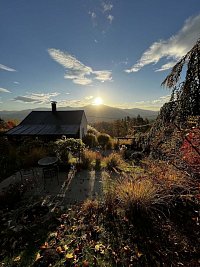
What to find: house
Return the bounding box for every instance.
[6,102,88,140]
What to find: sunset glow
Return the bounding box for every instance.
[93,97,103,105]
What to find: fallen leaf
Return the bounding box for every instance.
[66,253,74,260]
[83,260,89,266]
[13,256,21,262]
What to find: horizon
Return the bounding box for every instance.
[0,103,159,113]
[0,1,199,111]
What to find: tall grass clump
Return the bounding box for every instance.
[104,152,124,171]
[81,149,97,170]
[95,152,102,170]
[103,174,171,227]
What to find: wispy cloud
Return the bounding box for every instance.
[93,70,112,82]
[13,81,20,85]
[48,48,112,85]
[114,95,171,110]
[84,95,94,100]
[0,87,11,93]
[0,64,16,72]
[155,61,177,72]
[88,1,114,28]
[107,14,114,24]
[125,14,200,73]
[13,92,59,104]
[89,11,96,19]
[58,95,94,107]
[102,2,113,12]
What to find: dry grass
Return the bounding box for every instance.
[81,149,103,170]
[103,152,124,171]
[81,199,99,214]
[143,159,192,188]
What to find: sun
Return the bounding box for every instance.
[93,97,103,105]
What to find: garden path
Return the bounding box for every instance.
[0,168,104,209]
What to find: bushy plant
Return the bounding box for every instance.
[55,138,85,164]
[83,133,98,148]
[87,125,99,136]
[23,147,47,167]
[97,133,111,150]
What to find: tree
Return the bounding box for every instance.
[161,38,200,122]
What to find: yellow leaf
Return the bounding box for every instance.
[95,244,100,251]
[66,253,74,260]
[63,245,69,251]
[137,251,143,258]
[35,253,43,261]
[13,256,21,262]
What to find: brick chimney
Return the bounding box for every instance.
[51,101,57,113]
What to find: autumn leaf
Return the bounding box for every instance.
[35,253,43,261]
[63,244,69,251]
[83,260,89,266]
[40,242,49,249]
[66,253,74,260]
[56,246,63,254]
[13,255,21,262]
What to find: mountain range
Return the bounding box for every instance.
[0,105,158,123]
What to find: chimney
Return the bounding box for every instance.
[51,101,57,113]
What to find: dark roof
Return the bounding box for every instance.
[21,110,85,125]
[6,110,86,136]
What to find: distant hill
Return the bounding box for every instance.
[0,105,158,123]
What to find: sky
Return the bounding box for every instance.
[0,0,200,111]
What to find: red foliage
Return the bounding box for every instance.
[6,120,16,129]
[180,128,200,172]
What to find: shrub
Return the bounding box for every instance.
[23,147,47,167]
[87,125,99,136]
[83,133,98,148]
[97,133,111,150]
[55,138,85,163]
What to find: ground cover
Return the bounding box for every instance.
[0,158,199,267]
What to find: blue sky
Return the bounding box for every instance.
[0,0,200,111]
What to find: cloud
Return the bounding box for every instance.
[93,70,112,82]
[102,2,113,12]
[155,61,177,72]
[13,81,20,84]
[107,14,114,24]
[0,87,11,93]
[88,2,114,29]
[84,96,94,100]
[89,11,96,19]
[125,14,200,73]
[13,92,60,104]
[48,48,112,85]
[114,95,171,110]
[0,64,16,72]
